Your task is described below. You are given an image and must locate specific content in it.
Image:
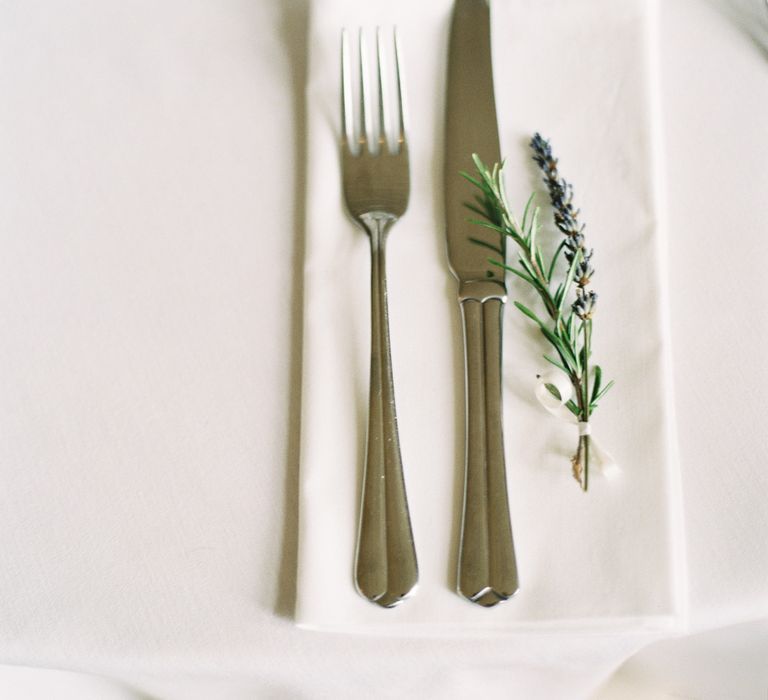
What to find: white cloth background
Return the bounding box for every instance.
[0,0,766,698]
[297,0,686,633]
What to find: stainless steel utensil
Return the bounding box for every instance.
[341,27,418,608]
[444,0,519,606]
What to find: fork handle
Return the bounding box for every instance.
[457,298,518,606]
[354,215,418,608]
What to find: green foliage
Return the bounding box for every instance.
[463,150,614,491]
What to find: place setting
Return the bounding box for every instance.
[297,0,686,633]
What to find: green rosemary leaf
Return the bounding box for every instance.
[544,382,562,401]
[459,171,484,189]
[558,252,580,316]
[554,282,565,309]
[547,239,567,282]
[543,354,569,374]
[531,208,543,266]
[540,325,579,374]
[499,180,515,225]
[527,203,538,250]
[591,366,603,404]
[471,152,486,172]
[560,319,578,347]
[491,162,500,185]
[468,219,506,235]
[521,192,536,233]
[567,312,577,343]
[518,254,539,281]
[465,203,489,219]
[535,246,547,281]
[468,237,504,256]
[506,265,537,287]
[474,154,496,191]
[594,379,615,402]
[491,259,547,295]
[565,400,580,416]
[513,301,545,328]
[473,194,496,220]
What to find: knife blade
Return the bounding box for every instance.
[444,0,519,606]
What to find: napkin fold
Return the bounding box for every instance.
[297,0,687,633]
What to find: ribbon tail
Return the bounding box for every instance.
[589,437,620,479]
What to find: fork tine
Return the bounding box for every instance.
[376,27,388,151]
[341,29,353,151]
[393,27,406,150]
[358,29,370,152]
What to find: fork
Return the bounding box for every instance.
[341,27,418,607]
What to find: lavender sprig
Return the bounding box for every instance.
[462,134,614,491]
[530,133,597,321]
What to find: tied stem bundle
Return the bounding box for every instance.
[463,133,613,491]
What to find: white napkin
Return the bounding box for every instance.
[297,0,687,633]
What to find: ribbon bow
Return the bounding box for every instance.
[534,370,619,479]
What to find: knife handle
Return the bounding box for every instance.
[457,298,519,606]
[354,221,418,608]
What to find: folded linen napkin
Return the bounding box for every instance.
[297,0,686,633]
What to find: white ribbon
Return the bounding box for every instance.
[534,370,620,478]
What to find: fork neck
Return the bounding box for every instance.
[360,212,397,250]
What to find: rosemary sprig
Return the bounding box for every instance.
[463,133,614,491]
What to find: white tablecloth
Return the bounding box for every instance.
[0,0,766,698]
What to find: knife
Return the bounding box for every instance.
[444,0,519,606]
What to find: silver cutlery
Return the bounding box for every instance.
[341,27,418,607]
[444,0,519,606]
